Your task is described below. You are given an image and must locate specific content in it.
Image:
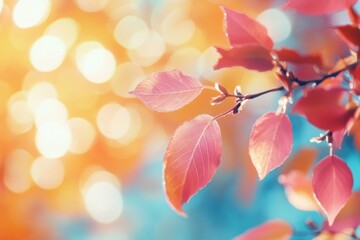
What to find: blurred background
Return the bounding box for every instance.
[1,0,360,239]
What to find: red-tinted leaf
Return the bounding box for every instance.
[249,112,293,180]
[283,0,356,15]
[234,220,293,240]
[279,170,320,211]
[275,48,323,67]
[222,7,273,50]
[293,88,355,131]
[332,128,346,149]
[312,155,353,226]
[336,25,360,49]
[130,70,204,112]
[350,64,360,95]
[164,114,222,216]
[214,45,274,72]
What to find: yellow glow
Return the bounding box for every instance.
[128,31,165,67]
[13,0,51,29]
[4,150,32,193]
[7,92,33,132]
[27,82,58,112]
[114,16,149,49]
[84,181,123,223]
[34,99,68,127]
[111,62,144,98]
[117,107,142,144]
[76,0,109,12]
[0,0,3,13]
[45,18,79,48]
[68,118,96,154]
[167,47,202,78]
[76,44,116,84]
[80,169,120,195]
[35,122,71,159]
[9,99,33,125]
[198,47,221,79]
[31,157,64,189]
[97,103,130,140]
[257,9,292,43]
[30,35,67,72]
[161,9,195,45]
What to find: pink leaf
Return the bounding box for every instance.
[234,220,293,240]
[279,170,320,211]
[249,112,293,180]
[222,7,273,50]
[283,0,356,15]
[130,70,204,112]
[293,88,355,131]
[312,155,353,226]
[164,114,222,216]
[214,45,274,72]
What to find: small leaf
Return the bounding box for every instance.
[222,7,273,49]
[279,170,320,211]
[336,25,360,50]
[249,112,293,180]
[312,155,353,226]
[234,220,293,240]
[210,95,227,105]
[283,0,356,15]
[275,48,323,67]
[215,82,228,95]
[350,63,360,95]
[332,128,346,149]
[130,70,204,112]
[214,45,274,72]
[164,114,222,216]
[293,88,355,131]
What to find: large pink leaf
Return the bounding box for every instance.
[249,112,293,180]
[222,7,273,50]
[164,114,222,216]
[283,0,356,15]
[130,70,204,112]
[214,45,274,72]
[293,88,355,131]
[279,170,320,211]
[312,155,353,226]
[234,220,293,240]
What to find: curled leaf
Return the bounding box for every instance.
[234,220,293,240]
[222,7,273,49]
[249,112,293,180]
[215,82,228,96]
[312,155,353,226]
[214,45,274,72]
[164,114,222,216]
[210,95,227,105]
[130,70,204,112]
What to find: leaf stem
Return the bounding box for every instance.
[294,61,358,86]
[244,86,285,99]
[213,102,241,120]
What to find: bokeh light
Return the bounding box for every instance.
[34,99,68,127]
[114,16,149,49]
[31,157,64,189]
[45,18,79,48]
[97,103,131,140]
[75,0,109,13]
[68,118,96,154]
[111,62,144,98]
[76,43,116,84]
[30,35,67,72]
[13,0,51,29]
[27,82,58,111]
[35,122,71,159]
[257,8,292,43]
[0,0,3,13]
[3,150,33,193]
